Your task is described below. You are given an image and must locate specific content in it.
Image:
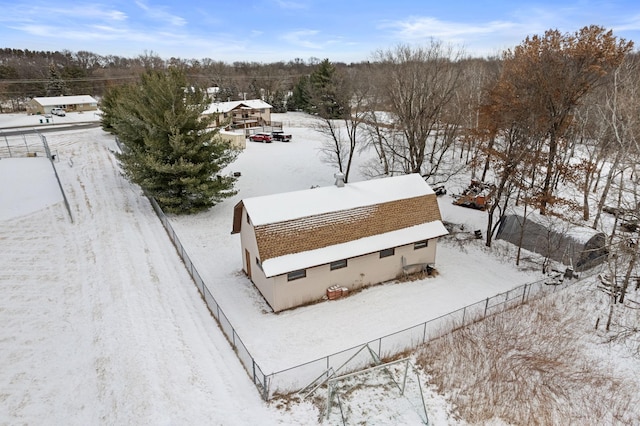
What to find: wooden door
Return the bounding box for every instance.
[245,249,252,279]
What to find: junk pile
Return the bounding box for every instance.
[452,180,495,210]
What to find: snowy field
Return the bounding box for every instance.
[168,113,542,376]
[1,111,606,424]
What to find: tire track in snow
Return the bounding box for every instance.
[44,129,273,424]
[1,129,277,425]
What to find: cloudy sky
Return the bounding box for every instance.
[2,0,639,63]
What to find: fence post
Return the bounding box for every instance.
[522,283,527,303]
[252,359,256,385]
[462,306,466,326]
[422,321,427,343]
[484,297,489,316]
[264,375,269,401]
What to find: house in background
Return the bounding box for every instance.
[231,173,448,312]
[203,99,275,131]
[27,95,98,115]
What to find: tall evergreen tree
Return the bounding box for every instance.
[309,59,347,119]
[46,63,67,96]
[288,75,310,111]
[102,68,238,214]
[269,89,287,113]
[99,84,125,133]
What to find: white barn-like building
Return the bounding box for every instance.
[231,173,448,312]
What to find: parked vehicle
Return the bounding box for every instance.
[249,133,272,143]
[50,108,66,116]
[271,130,292,142]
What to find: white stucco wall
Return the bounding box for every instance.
[239,210,275,307]
[267,239,438,312]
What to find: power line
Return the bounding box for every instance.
[0,75,140,84]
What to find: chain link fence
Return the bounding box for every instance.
[151,183,598,400]
[113,137,602,401]
[0,130,48,158]
[0,130,71,222]
[146,195,270,399]
[264,271,599,398]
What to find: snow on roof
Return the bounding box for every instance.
[505,212,604,244]
[32,95,98,106]
[262,221,448,277]
[244,173,435,226]
[203,99,272,114]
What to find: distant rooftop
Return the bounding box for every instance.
[32,95,98,106]
[203,99,272,114]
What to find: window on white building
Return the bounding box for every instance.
[379,248,395,258]
[330,259,347,270]
[414,240,429,249]
[287,269,306,281]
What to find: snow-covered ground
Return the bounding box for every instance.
[168,113,541,379]
[0,109,101,130]
[1,111,614,424]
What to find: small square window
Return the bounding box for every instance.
[287,269,306,281]
[379,248,395,258]
[330,259,347,270]
[414,240,429,249]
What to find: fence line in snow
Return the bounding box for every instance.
[1,130,71,222]
[113,137,601,400]
[146,196,270,399]
[263,270,599,398]
[38,133,73,223]
[149,187,597,400]
[113,135,270,398]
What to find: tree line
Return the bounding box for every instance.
[306,26,640,307]
[7,24,636,325]
[0,47,347,112]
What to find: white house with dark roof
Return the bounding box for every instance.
[27,95,98,115]
[231,173,448,312]
[203,99,273,130]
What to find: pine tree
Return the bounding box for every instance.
[99,84,125,133]
[102,68,238,214]
[268,89,287,113]
[288,75,310,112]
[46,63,67,96]
[308,59,347,119]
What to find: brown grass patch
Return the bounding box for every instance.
[415,287,640,425]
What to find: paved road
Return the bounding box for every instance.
[0,122,100,137]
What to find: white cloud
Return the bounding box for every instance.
[134,0,186,27]
[3,4,128,24]
[381,16,517,40]
[613,14,640,32]
[280,30,323,49]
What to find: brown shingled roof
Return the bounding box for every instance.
[255,193,441,261]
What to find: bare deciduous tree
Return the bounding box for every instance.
[314,66,370,182]
[370,41,465,179]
